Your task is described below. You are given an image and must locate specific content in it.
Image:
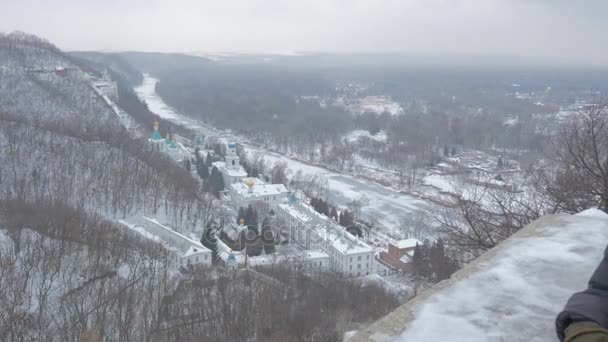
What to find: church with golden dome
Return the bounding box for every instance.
[213,142,289,216]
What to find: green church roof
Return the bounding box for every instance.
[289,193,298,204]
[150,130,163,141]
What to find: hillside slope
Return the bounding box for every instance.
[0,33,208,341]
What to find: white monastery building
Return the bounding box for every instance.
[248,250,330,271]
[276,198,374,277]
[126,216,212,269]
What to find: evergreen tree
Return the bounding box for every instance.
[237,230,247,251]
[310,197,318,210]
[331,207,339,221]
[200,226,219,264]
[339,210,354,228]
[430,239,459,282]
[204,166,224,198]
[346,225,363,238]
[239,226,262,256]
[197,158,209,179]
[244,205,258,227]
[205,152,213,166]
[413,243,431,278]
[237,207,246,224]
[320,200,330,216]
[368,119,381,135]
[194,147,200,163]
[451,146,456,156]
[443,145,449,157]
[245,231,263,257]
[260,216,276,254]
[184,158,192,172]
[412,243,423,276]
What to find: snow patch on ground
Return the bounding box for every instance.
[503,116,519,127]
[344,130,387,143]
[362,274,413,300]
[423,173,456,193]
[393,209,608,342]
[343,96,404,116]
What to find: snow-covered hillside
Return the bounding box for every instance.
[351,209,608,341]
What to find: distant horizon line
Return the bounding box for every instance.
[71,49,608,69]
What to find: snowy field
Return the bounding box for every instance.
[134,74,432,235]
[344,129,387,143]
[342,96,404,116]
[354,209,608,341]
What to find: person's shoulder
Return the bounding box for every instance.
[566,322,608,342]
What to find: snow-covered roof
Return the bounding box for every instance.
[131,217,210,257]
[312,223,373,255]
[149,130,163,141]
[212,161,248,177]
[305,250,330,260]
[248,250,329,267]
[351,209,608,342]
[279,201,373,255]
[399,254,413,264]
[391,239,421,250]
[231,181,288,198]
[92,81,115,88]
[278,204,313,223]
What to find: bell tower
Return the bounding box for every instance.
[226,142,240,170]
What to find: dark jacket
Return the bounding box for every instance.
[557,246,608,341]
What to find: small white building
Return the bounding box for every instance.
[301,250,330,270]
[131,217,212,269]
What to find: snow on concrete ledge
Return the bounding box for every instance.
[349,209,608,342]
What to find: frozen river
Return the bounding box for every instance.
[134,74,432,237]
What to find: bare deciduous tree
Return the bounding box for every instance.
[540,100,608,213]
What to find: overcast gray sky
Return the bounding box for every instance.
[1,0,606,64]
